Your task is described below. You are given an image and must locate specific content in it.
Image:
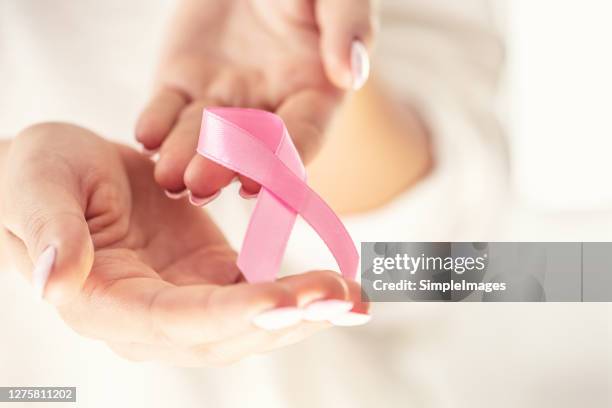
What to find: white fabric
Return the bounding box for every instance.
[1,1,611,407]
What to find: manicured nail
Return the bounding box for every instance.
[165,190,189,200]
[239,187,258,200]
[141,145,159,157]
[351,40,370,90]
[189,190,221,207]
[329,312,372,327]
[252,307,303,331]
[32,246,56,299]
[303,300,354,322]
[149,152,160,163]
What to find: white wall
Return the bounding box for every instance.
[508,0,612,211]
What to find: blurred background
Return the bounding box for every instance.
[1,0,611,407]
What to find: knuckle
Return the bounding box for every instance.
[22,207,52,249]
[311,270,350,297]
[257,283,296,306]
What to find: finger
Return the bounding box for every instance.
[1,126,95,305]
[277,89,340,164]
[106,341,221,367]
[109,279,371,365]
[198,270,357,361]
[253,321,331,355]
[188,271,351,361]
[328,279,372,327]
[107,272,362,365]
[106,341,218,367]
[200,320,330,364]
[152,281,298,346]
[236,175,260,198]
[346,279,370,314]
[106,341,160,363]
[63,257,298,345]
[202,271,351,350]
[189,88,342,197]
[315,0,376,90]
[183,155,235,205]
[154,102,204,194]
[135,88,189,151]
[278,270,350,307]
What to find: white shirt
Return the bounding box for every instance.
[1,1,611,407]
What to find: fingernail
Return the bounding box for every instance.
[252,307,303,331]
[303,300,354,322]
[189,190,221,207]
[239,187,258,200]
[329,312,372,327]
[165,190,189,200]
[351,40,370,90]
[32,246,56,299]
[141,145,159,157]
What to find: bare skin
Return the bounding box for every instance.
[309,79,433,214]
[0,124,368,366]
[135,0,376,201]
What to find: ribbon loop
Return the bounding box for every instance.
[197,108,358,282]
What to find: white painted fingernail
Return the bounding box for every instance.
[189,190,221,207]
[351,40,370,90]
[252,307,303,331]
[238,187,258,200]
[165,190,189,200]
[141,145,159,157]
[329,312,372,327]
[303,300,354,322]
[32,246,56,299]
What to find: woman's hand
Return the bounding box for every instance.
[135,0,376,202]
[0,123,369,366]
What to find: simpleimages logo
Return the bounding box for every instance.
[372,253,488,275]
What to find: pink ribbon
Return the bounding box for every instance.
[197,108,358,283]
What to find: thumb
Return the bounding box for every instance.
[315,0,376,90]
[23,196,94,305]
[2,130,94,305]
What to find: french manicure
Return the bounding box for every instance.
[239,187,258,200]
[252,307,303,331]
[303,300,354,322]
[351,40,370,91]
[165,190,189,200]
[329,312,372,327]
[189,190,221,207]
[32,246,56,299]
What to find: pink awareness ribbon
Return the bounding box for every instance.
[197,108,358,283]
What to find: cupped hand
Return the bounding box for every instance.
[135,0,375,203]
[0,123,369,366]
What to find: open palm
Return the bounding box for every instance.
[1,123,367,366]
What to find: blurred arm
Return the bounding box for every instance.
[310,0,508,222]
[0,139,11,265]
